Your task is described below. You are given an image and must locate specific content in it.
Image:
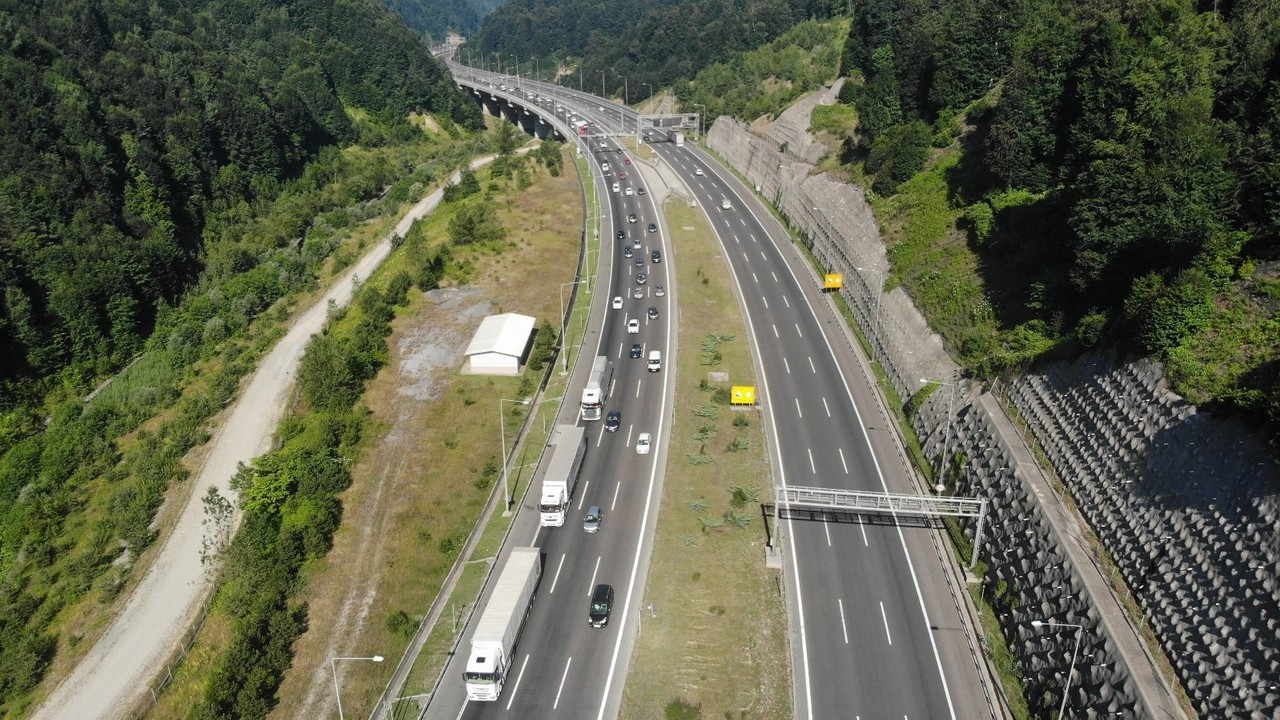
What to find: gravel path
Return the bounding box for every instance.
[33,152,511,720]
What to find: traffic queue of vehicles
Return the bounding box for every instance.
[465,138,663,702]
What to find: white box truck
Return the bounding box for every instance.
[674,131,685,147]
[464,547,542,701]
[539,425,587,527]
[580,355,614,421]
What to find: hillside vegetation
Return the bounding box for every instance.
[832,0,1280,440]
[384,0,503,42]
[675,19,847,123]
[470,0,842,100]
[0,0,478,406]
[0,0,482,711]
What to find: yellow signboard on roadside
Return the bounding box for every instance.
[824,273,844,289]
[730,386,756,405]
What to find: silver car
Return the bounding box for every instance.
[583,506,603,533]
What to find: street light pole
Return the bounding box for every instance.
[330,655,384,720]
[600,70,606,99]
[920,376,957,492]
[499,397,532,516]
[559,280,586,373]
[1031,620,1083,720]
[643,82,653,103]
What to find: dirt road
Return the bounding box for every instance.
[33,153,510,720]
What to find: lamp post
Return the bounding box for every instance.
[617,74,628,105]
[499,397,532,516]
[330,655,384,720]
[600,70,606,98]
[643,82,653,103]
[920,376,958,493]
[1031,620,1083,720]
[559,280,586,373]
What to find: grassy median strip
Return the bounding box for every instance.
[620,201,791,720]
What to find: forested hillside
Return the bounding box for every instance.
[384,0,503,42]
[835,0,1280,436]
[470,0,842,97]
[0,0,478,404]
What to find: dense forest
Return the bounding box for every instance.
[0,0,482,709]
[0,0,478,406]
[836,0,1280,433]
[383,0,503,43]
[468,0,843,100]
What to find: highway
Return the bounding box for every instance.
[421,70,677,720]
[440,61,996,720]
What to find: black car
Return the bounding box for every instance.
[588,584,614,628]
[647,306,659,320]
[634,256,644,267]
[623,245,633,257]
[647,223,657,234]
[629,343,643,358]
[604,410,621,432]
[628,213,637,223]
[616,229,626,241]
[651,250,662,264]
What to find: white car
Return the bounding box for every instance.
[635,433,652,455]
[612,182,620,193]
[721,198,732,209]
[695,167,704,176]
[627,319,640,333]
[612,296,623,310]
[625,187,634,196]
[602,162,611,172]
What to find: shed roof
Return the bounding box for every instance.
[465,313,536,358]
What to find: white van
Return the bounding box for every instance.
[647,350,661,373]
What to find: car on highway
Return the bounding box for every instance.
[589,584,614,627]
[602,162,611,172]
[624,245,633,257]
[628,213,637,223]
[635,432,652,455]
[625,187,634,196]
[583,505,603,532]
[655,285,665,297]
[647,223,657,234]
[695,167,704,176]
[632,287,645,299]
[721,198,731,209]
[604,412,620,433]
[624,157,632,165]
[619,172,628,180]
[612,296,623,310]
[647,306,659,320]
[651,250,662,263]
[617,229,626,240]
[629,343,643,358]
[637,187,646,195]
[647,350,661,372]
[612,182,620,193]
[636,272,647,285]
[627,318,640,333]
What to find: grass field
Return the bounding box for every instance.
[619,201,790,720]
[145,141,588,718]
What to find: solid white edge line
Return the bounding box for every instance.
[698,143,957,718]
[594,146,679,720]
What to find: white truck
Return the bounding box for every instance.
[674,131,685,147]
[464,547,542,701]
[539,425,587,527]
[580,355,614,421]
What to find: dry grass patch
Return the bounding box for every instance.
[620,201,790,720]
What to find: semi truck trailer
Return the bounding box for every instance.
[463,547,542,701]
[539,425,587,527]
[580,355,614,421]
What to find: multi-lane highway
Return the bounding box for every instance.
[440,60,996,720]
[422,72,676,720]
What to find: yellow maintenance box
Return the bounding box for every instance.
[730,386,756,405]
[824,273,844,290]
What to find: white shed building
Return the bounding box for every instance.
[463,313,536,375]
